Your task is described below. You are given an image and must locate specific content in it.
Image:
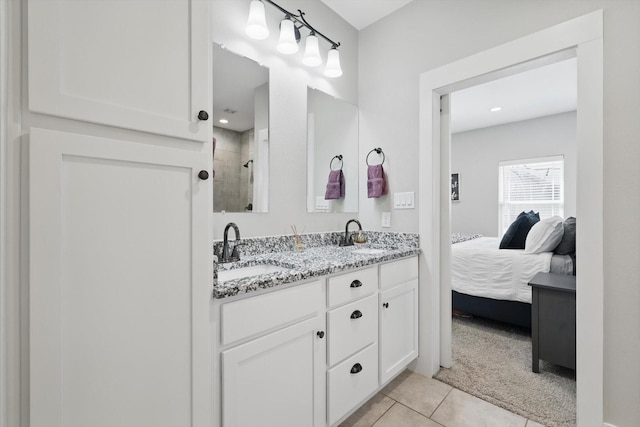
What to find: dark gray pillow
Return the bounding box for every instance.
[554,217,576,255]
[499,211,540,249]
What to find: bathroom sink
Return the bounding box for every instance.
[217,264,291,282]
[351,248,387,255]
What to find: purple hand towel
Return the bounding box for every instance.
[325,170,345,200]
[367,164,386,198]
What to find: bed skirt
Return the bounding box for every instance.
[452,291,531,329]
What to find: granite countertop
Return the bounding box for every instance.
[213,243,420,299]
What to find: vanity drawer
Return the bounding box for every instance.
[327,266,377,308]
[380,256,418,290]
[328,294,378,366]
[328,343,378,426]
[220,280,321,346]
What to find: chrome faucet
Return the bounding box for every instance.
[219,222,241,263]
[340,219,362,247]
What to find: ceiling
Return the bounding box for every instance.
[451,58,577,133]
[318,0,414,30]
[212,44,268,133]
[318,0,576,133]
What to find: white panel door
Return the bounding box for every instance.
[379,280,419,384]
[27,0,210,141]
[222,316,326,427]
[29,127,212,427]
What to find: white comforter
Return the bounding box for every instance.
[451,237,553,304]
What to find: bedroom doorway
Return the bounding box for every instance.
[439,56,578,423]
[417,10,603,425]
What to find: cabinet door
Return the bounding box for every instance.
[379,280,419,384]
[222,316,326,427]
[28,0,210,141]
[29,128,212,427]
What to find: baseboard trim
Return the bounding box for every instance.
[603,423,618,427]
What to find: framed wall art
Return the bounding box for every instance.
[451,173,459,201]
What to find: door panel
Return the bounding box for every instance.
[29,127,211,427]
[27,0,210,141]
[380,280,419,384]
[222,316,325,427]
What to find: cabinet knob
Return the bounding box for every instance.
[197,110,209,121]
[383,302,389,309]
[350,280,362,288]
[198,170,209,180]
[316,331,325,339]
[350,363,363,374]
[350,310,363,319]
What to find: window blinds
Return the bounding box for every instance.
[499,156,564,235]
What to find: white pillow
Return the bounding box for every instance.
[524,216,565,254]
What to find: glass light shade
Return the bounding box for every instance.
[302,34,323,66]
[277,18,299,54]
[245,0,269,40]
[324,48,343,78]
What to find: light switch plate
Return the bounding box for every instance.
[393,192,415,209]
[381,212,391,228]
[315,196,330,212]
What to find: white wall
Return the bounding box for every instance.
[211,0,360,239]
[451,112,577,236]
[359,1,640,425]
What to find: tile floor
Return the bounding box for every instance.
[340,370,545,427]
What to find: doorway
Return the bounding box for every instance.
[442,57,578,422]
[416,10,603,424]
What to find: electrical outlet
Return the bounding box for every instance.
[381,212,391,228]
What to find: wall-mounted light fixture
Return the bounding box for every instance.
[245,0,343,78]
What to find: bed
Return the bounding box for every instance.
[451,233,574,328]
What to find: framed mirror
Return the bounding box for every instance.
[306,88,359,213]
[212,43,269,213]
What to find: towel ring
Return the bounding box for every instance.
[366,148,385,166]
[330,155,343,171]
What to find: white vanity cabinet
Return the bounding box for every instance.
[379,257,419,384]
[213,256,419,427]
[326,267,379,425]
[217,281,326,427]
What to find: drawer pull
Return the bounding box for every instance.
[350,280,363,288]
[317,331,325,339]
[350,363,363,374]
[350,310,363,319]
[383,302,389,309]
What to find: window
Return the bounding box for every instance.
[499,156,564,235]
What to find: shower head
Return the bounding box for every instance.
[243,160,253,168]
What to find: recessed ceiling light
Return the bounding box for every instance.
[219,119,229,124]
[490,107,502,112]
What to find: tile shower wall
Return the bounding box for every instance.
[213,126,253,212]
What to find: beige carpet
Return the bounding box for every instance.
[434,316,576,427]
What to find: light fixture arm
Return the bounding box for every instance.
[262,0,341,48]
[297,10,340,49]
